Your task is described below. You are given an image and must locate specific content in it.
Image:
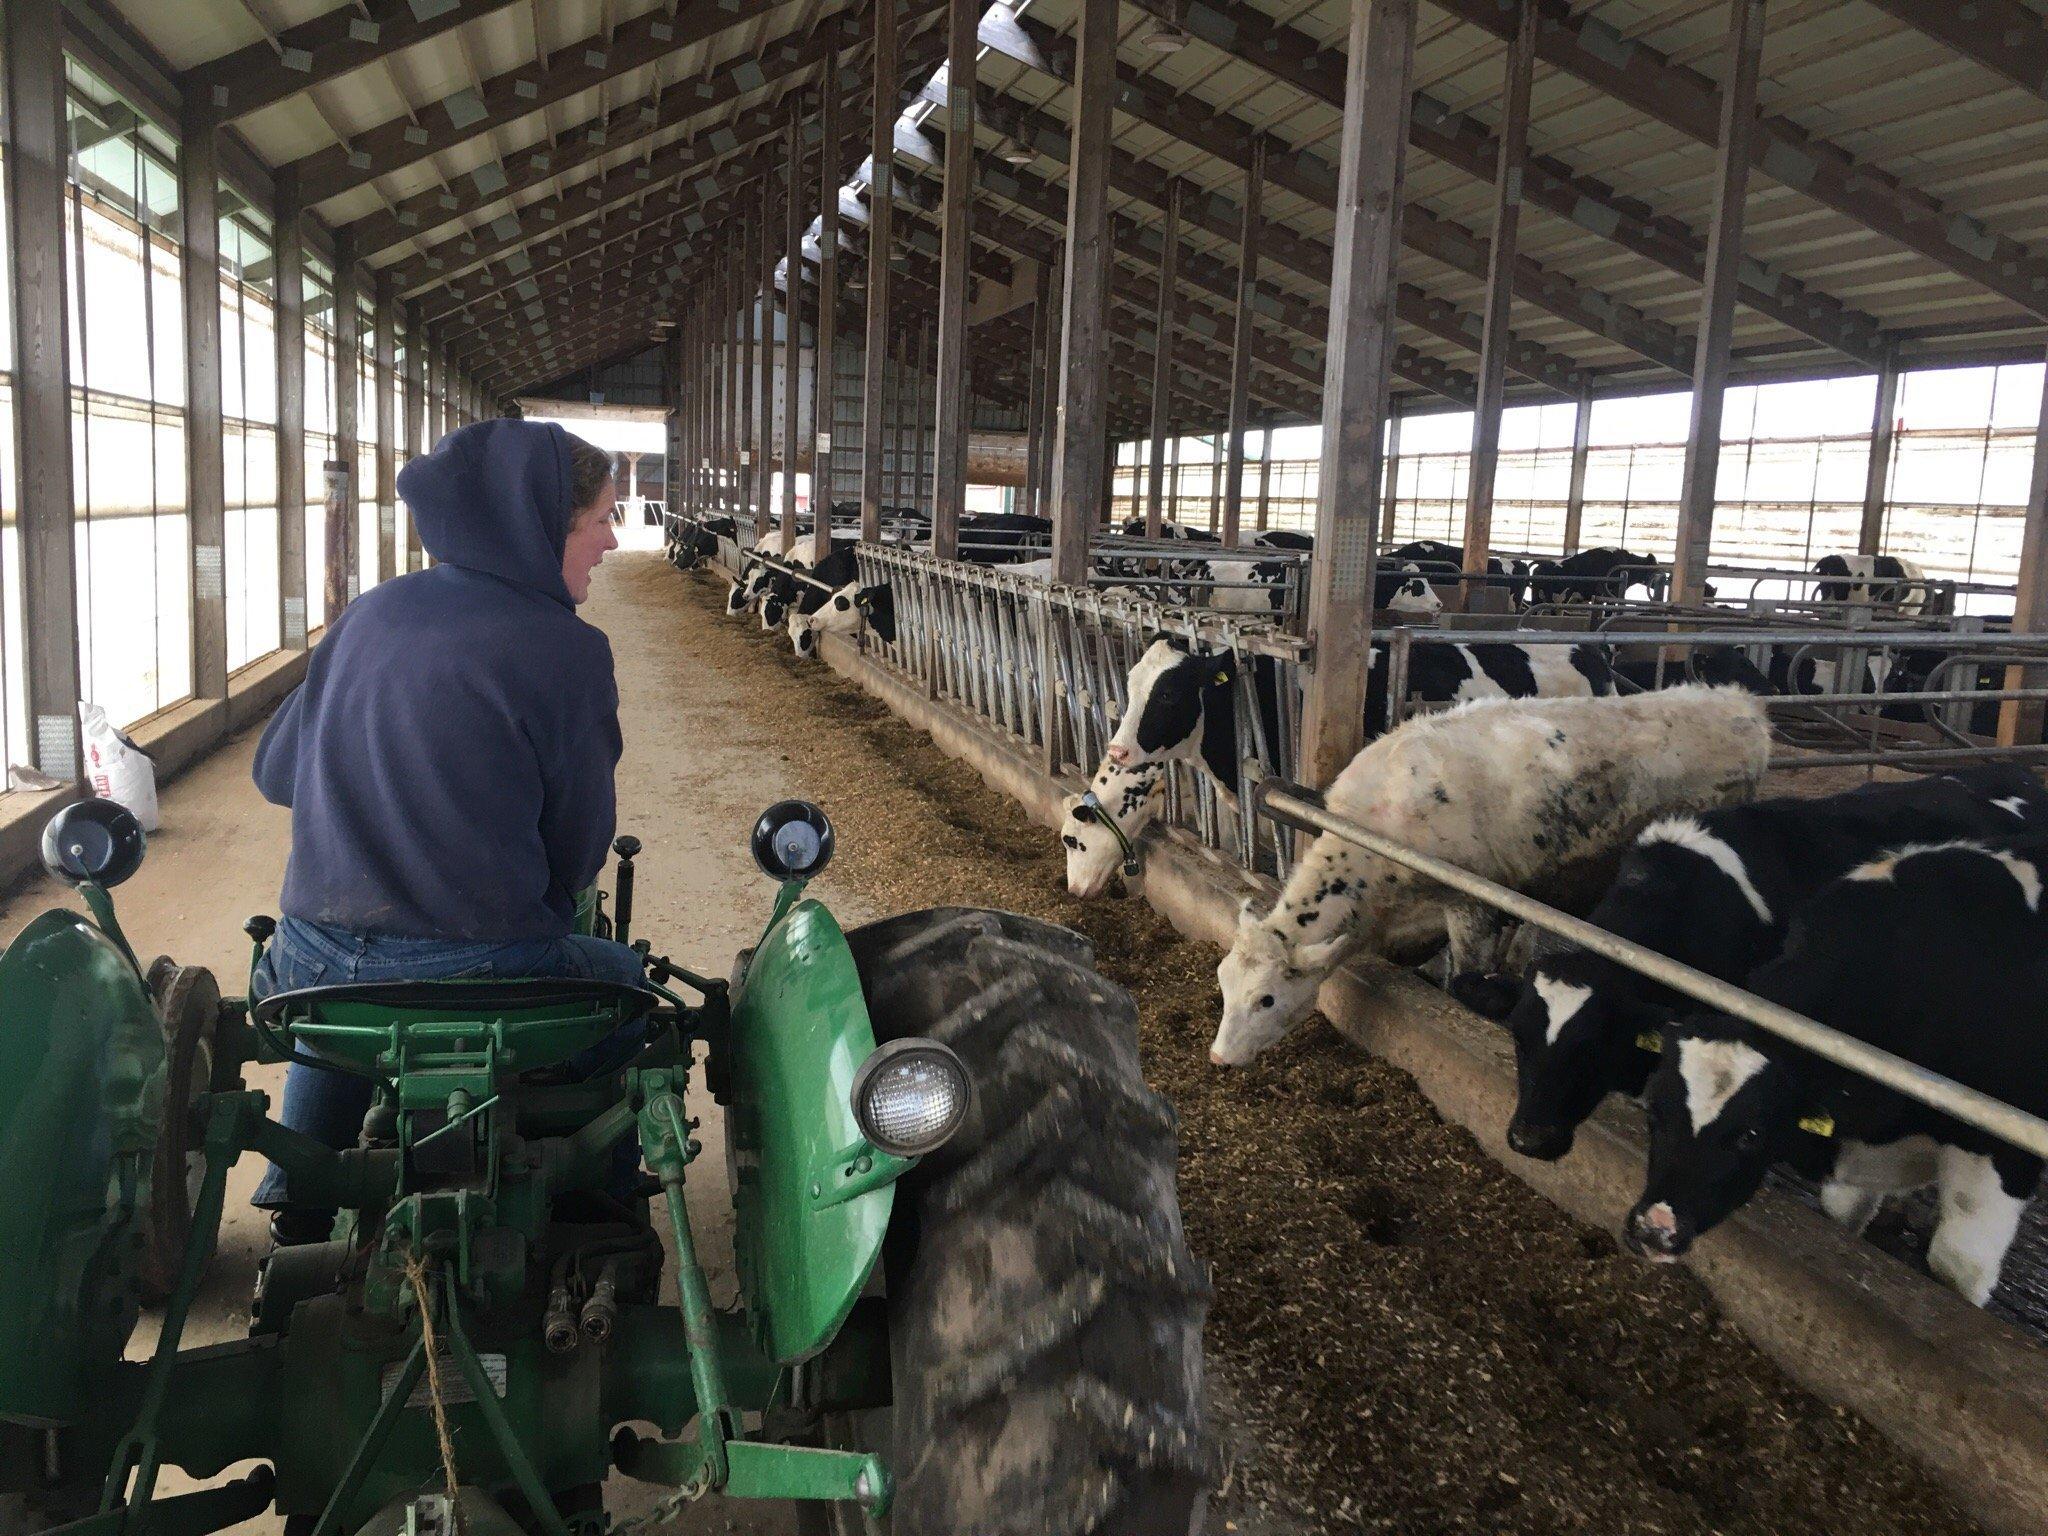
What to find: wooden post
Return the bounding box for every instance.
[739,220,756,527]
[426,340,443,450]
[180,98,229,702]
[1671,0,1768,609]
[930,0,977,559]
[1461,0,1536,586]
[1300,0,1416,788]
[1048,0,1117,583]
[326,233,359,622]
[1024,265,1049,522]
[1145,180,1181,538]
[274,169,309,644]
[1222,145,1265,549]
[3,0,82,779]
[783,107,804,555]
[916,318,934,516]
[1255,424,1274,533]
[1166,431,1181,523]
[402,305,425,571]
[1563,379,1592,555]
[374,273,397,585]
[816,58,841,559]
[1999,343,2048,747]
[860,0,895,543]
[1858,349,1901,556]
[760,194,779,544]
[1379,406,1404,543]
[1036,252,1063,520]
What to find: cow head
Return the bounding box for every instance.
[725,575,755,615]
[789,581,896,656]
[1210,901,1348,1066]
[1626,1014,1798,1262]
[1058,773,1162,898]
[1385,565,1442,617]
[1497,953,1671,1161]
[1105,637,1231,768]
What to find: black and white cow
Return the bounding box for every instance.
[1611,645,1776,696]
[1060,634,1617,898]
[1251,529,1314,553]
[1209,687,1772,1064]
[950,512,1055,566]
[1385,541,1533,609]
[1527,547,1669,604]
[1627,835,2048,1306]
[782,538,897,655]
[727,530,788,617]
[1813,553,1927,614]
[1455,766,2048,1161]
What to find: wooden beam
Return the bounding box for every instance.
[186,0,521,124]
[1671,0,1767,609]
[1563,379,1592,555]
[1145,179,1180,537]
[1999,339,2048,747]
[182,98,229,701]
[4,0,81,779]
[859,0,898,542]
[1461,0,1536,582]
[374,273,398,585]
[1858,350,1901,556]
[403,306,426,571]
[1221,145,1265,549]
[275,168,310,644]
[1047,0,1116,581]
[1380,407,1403,544]
[929,0,978,559]
[1433,0,2048,322]
[760,189,779,541]
[329,231,360,623]
[1301,0,1415,788]
[783,106,805,555]
[815,55,841,560]
[916,318,934,515]
[1867,0,2048,104]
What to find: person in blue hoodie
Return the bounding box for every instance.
[250,418,641,1233]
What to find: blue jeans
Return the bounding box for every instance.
[251,916,648,1212]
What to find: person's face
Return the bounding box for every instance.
[562,480,619,603]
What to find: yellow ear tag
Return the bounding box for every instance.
[1797,1112,1835,1138]
[1635,1031,1664,1054]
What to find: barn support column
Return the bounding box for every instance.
[1300,0,1416,788]
[1167,432,1181,523]
[328,233,360,623]
[1255,425,1272,534]
[1206,437,1220,532]
[1221,148,1265,550]
[1379,407,1403,543]
[860,0,896,542]
[426,340,443,453]
[930,0,978,559]
[783,107,805,555]
[1998,348,2048,747]
[402,305,425,571]
[1036,253,1062,520]
[739,220,757,528]
[1460,0,1536,590]
[1144,179,1182,538]
[1562,379,1592,555]
[1671,0,1768,609]
[815,55,841,559]
[1024,265,1049,522]
[374,274,398,585]
[273,169,309,645]
[1048,0,1117,582]
[1858,350,1901,556]
[916,318,934,516]
[759,196,779,546]
[3,0,82,780]
[180,98,229,704]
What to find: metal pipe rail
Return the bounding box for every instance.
[1249,780,2048,1163]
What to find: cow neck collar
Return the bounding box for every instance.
[1080,789,1142,878]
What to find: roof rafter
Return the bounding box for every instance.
[1863,0,2048,105]
[1124,0,1888,367]
[1434,0,2048,320]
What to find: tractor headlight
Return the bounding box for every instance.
[850,1038,970,1157]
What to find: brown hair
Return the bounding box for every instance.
[564,434,616,523]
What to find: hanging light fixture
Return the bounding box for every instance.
[1138,22,1187,52]
[998,137,1036,164]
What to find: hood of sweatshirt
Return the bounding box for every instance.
[396,418,576,608]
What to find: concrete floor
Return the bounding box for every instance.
[0,529,850,1534]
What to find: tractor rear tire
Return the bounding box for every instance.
[842,908,1212,1536]
[139,964,222,1303]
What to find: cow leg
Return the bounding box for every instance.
[1819,1135,1939,1235]
[1442,901,1512,978]
[1928,1145,2032,1307]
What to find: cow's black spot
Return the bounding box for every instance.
[1470,643,1539,696]
[1432,785,1450,805]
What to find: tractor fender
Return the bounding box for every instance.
[0,908,165,1426]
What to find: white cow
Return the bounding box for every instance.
[1210,686,1771,1065]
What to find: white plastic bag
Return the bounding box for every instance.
[79,702,160,832]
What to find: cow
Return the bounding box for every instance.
[1384,542,1533,609]
[1454,767,2048,1161]
[1626,836,2048,1306]
[726,530,787,616]
[779,538,897,655]
[1060,635,1616,897]
[1251,529,1313,552]
[1611,645,1776,696]
[1527,547,1668,604]
[1813,553,1927,614]
[949,512,1054,566]
[1206,687,1770,1066]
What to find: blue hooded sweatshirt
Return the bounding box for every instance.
[253,420,621,940]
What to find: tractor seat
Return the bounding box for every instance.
[252,976,656,1025]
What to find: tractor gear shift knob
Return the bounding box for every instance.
[613,835,641,859]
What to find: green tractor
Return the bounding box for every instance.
[0,797,1209,1536]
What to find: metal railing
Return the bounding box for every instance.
[1250,780,2048,1161]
